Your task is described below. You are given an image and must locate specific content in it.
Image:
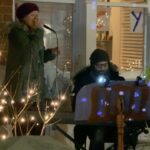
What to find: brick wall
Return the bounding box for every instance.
[0,0,12,28]
[0,0,12,65]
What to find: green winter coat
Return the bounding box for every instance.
[5,22,55,102]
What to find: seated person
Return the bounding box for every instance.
[71,49,125,150]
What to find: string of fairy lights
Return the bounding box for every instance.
[0,72,70,140]
[0,38,71,139]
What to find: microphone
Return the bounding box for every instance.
[43,24,58,50]
[43,24,56,33]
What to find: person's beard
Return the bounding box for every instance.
[90,68,110,81]
[94,68,110,76]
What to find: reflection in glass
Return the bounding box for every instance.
[96,5,145,79]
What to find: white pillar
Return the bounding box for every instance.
[72,0,86,74]
[147,0,150,14]
[86,2,97,65]
[12,0,16,21]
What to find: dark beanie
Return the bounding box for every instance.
[16,3,39,20]
[90,49,109,65]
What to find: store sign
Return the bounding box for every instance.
[130,8,143,33]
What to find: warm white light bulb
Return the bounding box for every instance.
[30,116,35,121]
[36,123,39,126]
[50,113,54,117]
[1,134,7,140]
[11,100,15,104]
[1,99,7,105]
[44,115,49,121]
[21,98,26,103]
[3,117,9,123]
[0,105,4,112]
[20,117,26,123]
[29,89,34,95]
[3,91,8,96]
[66,61,70,64]
[60,95,66,101]
[27,95,31,99]
[54,101,59,106]
[51,101,55,106]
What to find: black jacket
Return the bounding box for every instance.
[72,63,125,112]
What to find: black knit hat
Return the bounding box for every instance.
[16,3,39,20]
[90,49,109,65]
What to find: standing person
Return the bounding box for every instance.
[71,49,125,150]
[5,2,59,103]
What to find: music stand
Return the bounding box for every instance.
[75,81,150,150]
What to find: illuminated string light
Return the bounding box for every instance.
[105,101,109,106]
[60,95,66,101]
[3,116,9,123]
[142,108,146,112]
[1,99,7,105]
[121,59,142,71]
[54,101,59,107]
[11,100,15,104]
[0,63,70,137]
[1,134,7,140]
[36,123,40,126]
[21,98,26,103]
[44,115,49,121]
[29,89,35,95]
[3,91,8,96]
[128,118,133,121]
[0,105,4,112]
[27,95,31,99]
[20,117,26,123]
[30,116,35,121]
[51,101,55,106]
[50,113,54,117]
[66,61,70,65]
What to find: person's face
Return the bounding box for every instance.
[22,11,40,30]
[94,61,109,73]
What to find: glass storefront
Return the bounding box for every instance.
[15,1,74,72]
[96,4,146,79]
[5,0,150,79]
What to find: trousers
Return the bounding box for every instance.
[74,125,117,150]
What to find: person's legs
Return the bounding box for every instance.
[88,126,105,150]
[104,125,117,150]
[74,125,87,150]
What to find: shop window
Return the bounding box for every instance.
[97,3,146,79]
